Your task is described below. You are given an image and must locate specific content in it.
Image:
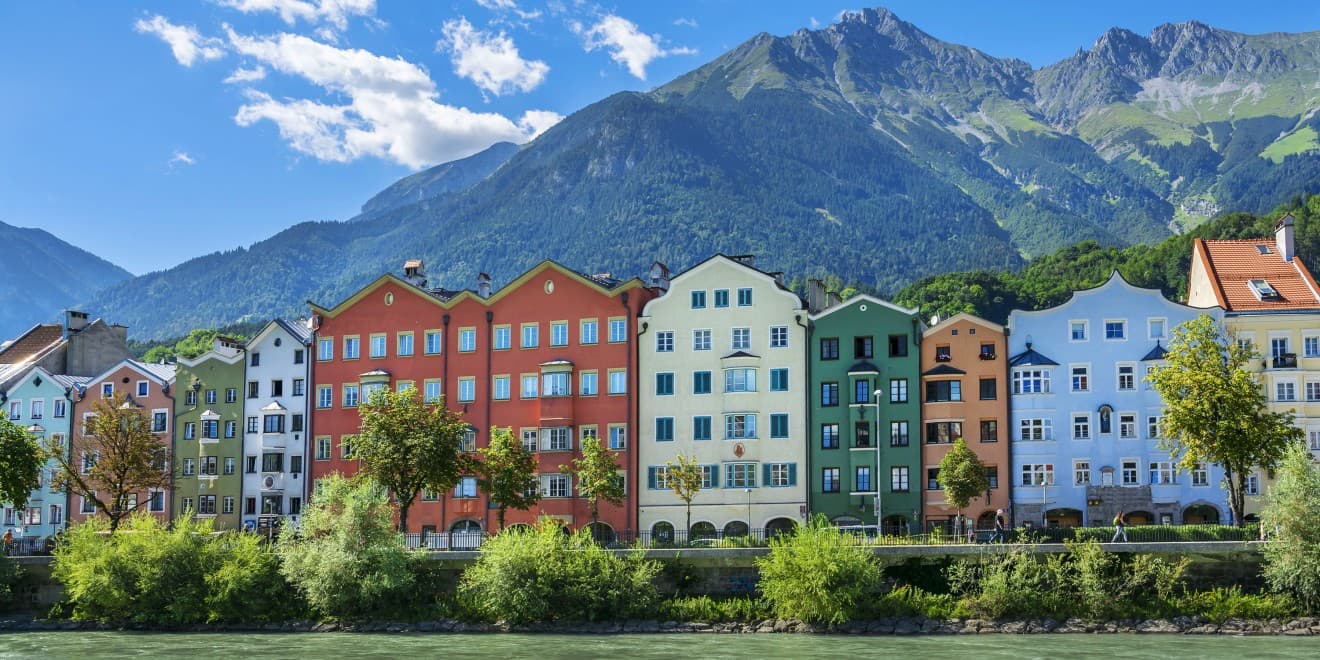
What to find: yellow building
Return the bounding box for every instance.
[1187,215,1320,520]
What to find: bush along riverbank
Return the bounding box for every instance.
[13,476,1320,634]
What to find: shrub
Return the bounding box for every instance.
[204,531,303,623]
[657,595,772,622]
[865,585,961,619]
[1180,586,1297,622]
[756,516,881,624]
[1262,443,1320,613]
[1072,525,1252,543]
[0,553,21,612]
[949,550,1070,619]
[460,518,661,624]
[278,475,417,620]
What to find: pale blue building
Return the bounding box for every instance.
[1,366,86,546]
[1007,273,1227,527]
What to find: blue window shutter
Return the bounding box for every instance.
[788,463,797,486]
[648,466,657,490]
[763,463,772,487]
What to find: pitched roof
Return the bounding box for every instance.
[127,360,177,383]
[1192,238,1320,312]
[922,364,967,376]
[1141,343,1169,362]
[0,324,64,362]
[1009,347,1059,367]
[50,374,91,390]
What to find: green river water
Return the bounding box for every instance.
[0,633,1316,659]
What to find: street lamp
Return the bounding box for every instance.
[872,388,883,532]
[744,488,752,537]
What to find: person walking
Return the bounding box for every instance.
[990,509,1007,543]
[1111,510,1128,543]
[1,529,12,556]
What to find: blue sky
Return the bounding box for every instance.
[2,1,1317,275]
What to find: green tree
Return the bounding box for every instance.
[1148,315,1302,526]
[756,515,882,624]
[0,412,42,512]
[355,386,469,532]
[937,438,988,540]
[475,426,539,530]
[1261,443,1320,611]
[46,394,173,533]
[665,454,704,541]
[562,436,624,541]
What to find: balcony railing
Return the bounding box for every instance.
[1272,353,1298,369]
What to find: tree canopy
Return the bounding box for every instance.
[0,412,42,513]
[937,438,989,535]
[476,426,539,531]
[563,436,624,540]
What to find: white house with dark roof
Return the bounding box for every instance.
[241,319,313,531]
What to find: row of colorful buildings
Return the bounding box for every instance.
[3,217,1318,542]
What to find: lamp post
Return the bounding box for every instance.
[873,388,883,532]
[744,488,752,537]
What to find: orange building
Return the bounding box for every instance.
[919,313,1010,532]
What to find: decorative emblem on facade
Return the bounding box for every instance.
[734,443,745,457]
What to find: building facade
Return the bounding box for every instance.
[638,255,808,540]
[68,359,176,525]
[808,294,922,531]
[173,337,246,529]
[0,311,129,389]
[1,367,85,542]
[1008,272,1226,527]
[920,314,1010,531]
[310,260,658,541]
[241,320,313,532]
[1187,215,1320,520]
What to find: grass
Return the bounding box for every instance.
[1260,126,1320,164]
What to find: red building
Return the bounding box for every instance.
[309,259,664,542]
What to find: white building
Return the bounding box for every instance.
[637,255,809,541]
[241,319,312,531]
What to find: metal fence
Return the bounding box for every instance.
[2,537,50,556]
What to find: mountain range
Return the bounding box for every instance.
[41,8,1320,338]
[0,221,133,339]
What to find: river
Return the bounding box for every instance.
[1,632,1315,659]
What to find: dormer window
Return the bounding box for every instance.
[1249,279,1280,301]
[1256,245,1271,255]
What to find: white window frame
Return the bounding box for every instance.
[1070,364,1090,392]
[1069,320,1088,342]
[1073,459,1091,485]
[1116,363,1137,391]
[692,328,712,351]
[1120,458,1140,486]
[1103,319,1127,341]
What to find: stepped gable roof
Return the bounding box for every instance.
[1193,238,1320,312]
[922,364,967,376]
[1141,342,1169,362]
[1009,347,1058,367]
[0,324,63,362]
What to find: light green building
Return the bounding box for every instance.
[173,337,246,529]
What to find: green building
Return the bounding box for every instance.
[173,336,246,530]
[808,293,923,531]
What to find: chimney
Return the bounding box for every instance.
[648,261,670,294]
[807,278,827,313]
[827,291,843,308]
[64,310,90,336]
[1275,214,1295,262]
[477,272,492,299]
[730,254,756,268]
[402,259,427,288]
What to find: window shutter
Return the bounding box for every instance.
[788,463,797,486]
[647,467,657,490]
[709,465,719,488]
[762,463,772,487]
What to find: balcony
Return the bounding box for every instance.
[979,351,997,361]
[199,435,220,445]
[538,395,574,426]
[261,433,285,449]
[1272,353,1298,369]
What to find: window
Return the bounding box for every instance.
[521,375,538,399]
[201,419,218,439]
[250,351,263,367]
[343,384,359,408]
[137,381,149,397]
[1147,415,1162,439]
[821,424,839,449]
[54,399,66,418]
[608,318,626,343]
[271,380,284,397]
[692,329,712,351]
[725,463,756,488]
[1012,369,1050,394]
[1271,336,1290,359]
[247,381,259,399]
[263,415,285,434]
[821,382,839,407]
[1121,459,1139,486]
[293,348,304,364]
[1020,464,1054,486]
[820,337,839,360]
[290,456,302,475]
[1070,321,1087,341]
[521,429,538,453]
[1306,336,1320,358]
[316,437,331,460]
[690,290,707,309]
[424,380,441,403]
[770,368,789,392]
[244,497,257,515]
[731,327,751,350]
[580,372,598,396]
[223,457,235,475]
[550,322,568,347]
[693,416,712,441]
[1150,461,1176,485]
[655,417,674,442]
[725,368,756,392]
[489,325,510,350]
[1149,319,1166,340]
[924,380,960,402]
[344,336,360,359]
[656,331,674,352]
[458,378,476,403]
[714,289,729,307]
[461,428,478,452]
[854,379,872,404]
[459,328,476,352]
[183,458,196,476]
[926,468,942,491]
[580,319,598,345]
[152,411,168,433]
[980,419,998,442]
[1277,381,1297,402]
[543,474,570,498]
[101,383,113,398]
[8,400,21,420]
[200,389,215,405]
[198,495,216,515]
[770,413,789,439]
[737,287,753,306]
[1104,320,1126,340]
[655,373,675,395]
[1192,463,1209,486]
[1117,364,1136,391]
[226,388,237,403]
[1074,460,1091,485]
[925,421,961,444]
[978,377,997,401]
[724,414,757,440]
[542,372,570,396]
[396,332,414,357]
[1119,413,1136,439]
[224,421,236,438]
[890,421,910,446]
[521,324,539,348]
[890,466,909,492]
[608,370,626,394]
[854,336,874,359]
[822,467,840,493]
[609,425,626,450]
[769,326,788,348]
[1072,414,1090,440]
[453,476,478,498]
[1247,473,1261,496]
[1307,381,1320,402]
[935,345,954,363]
[318,338,333,361]
[1071,365,1089,392]
[768,462,793,487]
[1238,337,1256,355]
[1019,418,1052,441]
[888,334,908,357]
[493,376,511,400]
[854,466,872,492]
[369,334,386,358]
[184,422,197,440]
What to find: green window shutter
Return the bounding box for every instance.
[763,463,772,487]
[647,466,657,490]
[709,465,720,488]
[788,462,797,486]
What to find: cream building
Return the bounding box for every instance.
[637,255,809,541]
[1188,215,1320,520]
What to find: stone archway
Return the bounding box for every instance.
[1182,504,1221,524]
[1125,510,1155,526]
[766,517,797,538]
[650,521,675,545]
[723,520,749,538]
[586,521,616,544]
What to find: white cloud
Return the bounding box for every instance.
[226,30,560,167]
[217,0,377,31]
[169,151,197,167]
[439,17,548,96]
[134,15,226,67]
[673,17,698,29]
[223,65,268,83]
[475,0,541,21]
[576,14,695,80]
[810,17,821,28]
